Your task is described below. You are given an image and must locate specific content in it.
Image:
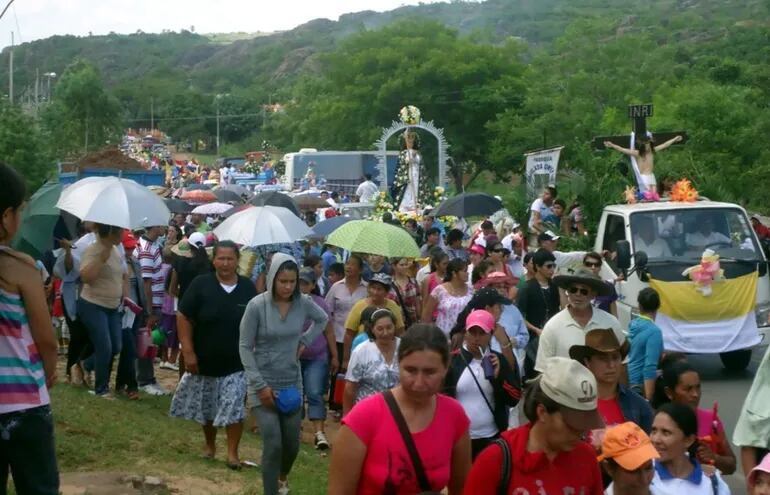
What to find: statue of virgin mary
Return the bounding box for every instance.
[393,129,432,213]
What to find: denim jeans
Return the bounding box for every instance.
[115,320,139,393]
[78,298,122,395]
[300,358,329,421]
[0,405,59,495]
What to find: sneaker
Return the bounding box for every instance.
[159,361,173,370]
[139,383,169,396]
[314,431,330,451]
[278,480,290,495]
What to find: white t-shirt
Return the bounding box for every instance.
[650,461,730,495]
[685,231,731,249]
[634,236,672,258]
[528,198,553,230]
[535,306,625,372]
[345,338,401,404]
[355,181,380,203]
[605,482,664,495]
[456,355,497,439]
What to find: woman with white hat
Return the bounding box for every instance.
[465,357,605,494]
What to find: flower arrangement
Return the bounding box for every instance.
[433,186,447,204]
[623,185,638,204]
[670,179,699,202]
[242,161,262,174]
[372,191,396,220]
[399,105,421,125]
[624,185,660,203]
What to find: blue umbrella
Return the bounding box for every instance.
[311,215,354,238]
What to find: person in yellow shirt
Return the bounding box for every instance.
[342,273,405,368]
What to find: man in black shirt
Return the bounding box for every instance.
[516,249,560,378]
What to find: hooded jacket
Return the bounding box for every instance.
[239,253,328,404]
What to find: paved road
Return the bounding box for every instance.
[687,344,767,495]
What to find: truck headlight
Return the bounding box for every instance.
[756,303,770,328]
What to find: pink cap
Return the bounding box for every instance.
[469,244,486,255]
[749,453,770,486]
[465,309,495,333]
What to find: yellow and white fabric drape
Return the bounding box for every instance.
[649,272,761,353]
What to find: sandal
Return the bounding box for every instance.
[125,390,140,400]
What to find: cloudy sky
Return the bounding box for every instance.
[0,0,448,50]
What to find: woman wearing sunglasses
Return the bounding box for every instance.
[534,268,626,372]
[582,252,619,317]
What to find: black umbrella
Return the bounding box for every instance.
[250,191,300,217]
[163,198,193,214]
[214,189,245,204]
[185,183,212,191]
[432,192,503,218]
[311,215,354,238]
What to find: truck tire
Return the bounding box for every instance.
[719,350,752,371]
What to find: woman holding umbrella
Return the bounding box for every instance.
[78,223,125,397]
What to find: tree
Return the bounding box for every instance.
[0,102,53,189]
[41,59,122,158]
[269,20,527,187]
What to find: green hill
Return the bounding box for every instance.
[3,0,770,213]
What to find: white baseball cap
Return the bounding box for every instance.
[538,357,604,431]
[188,232,207,249]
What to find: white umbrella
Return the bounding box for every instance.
[213,205,312,247]
[191,202,233,215]
[56,176,171,229]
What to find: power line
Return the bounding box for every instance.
[0,0,15,21]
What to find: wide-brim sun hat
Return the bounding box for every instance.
[552,267,611,296]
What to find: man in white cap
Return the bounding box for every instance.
[466,357,605,494]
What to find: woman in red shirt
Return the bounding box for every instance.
[465,357,605,495]
[328,324,471,494]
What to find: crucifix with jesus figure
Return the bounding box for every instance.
[593,104,687,194]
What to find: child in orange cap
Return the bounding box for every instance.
[599,422,661,495]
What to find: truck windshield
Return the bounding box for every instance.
[629,208,762,262]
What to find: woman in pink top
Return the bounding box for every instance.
[422,259,473,338]
[328,324,471,494]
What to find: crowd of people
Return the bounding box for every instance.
[2,162,770,495]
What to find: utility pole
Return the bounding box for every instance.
[8,32,13,104]
[34,68,39,116]
[216,100,220,155]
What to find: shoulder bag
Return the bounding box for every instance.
[382,390,440,495]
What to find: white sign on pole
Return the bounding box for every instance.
[524,146,563,199]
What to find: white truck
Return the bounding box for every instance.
[595,199,770,371]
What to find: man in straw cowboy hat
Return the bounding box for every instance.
[535,267,625,373]
[570,329,654,440]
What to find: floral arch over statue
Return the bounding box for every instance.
[374,106,451,214]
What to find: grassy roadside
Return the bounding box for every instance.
[50,384,330,494]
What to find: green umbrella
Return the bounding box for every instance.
[12,181,63,260]
[326,220,420,258]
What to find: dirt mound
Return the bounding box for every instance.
[59,471,241,495]
[62,147,146,172]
